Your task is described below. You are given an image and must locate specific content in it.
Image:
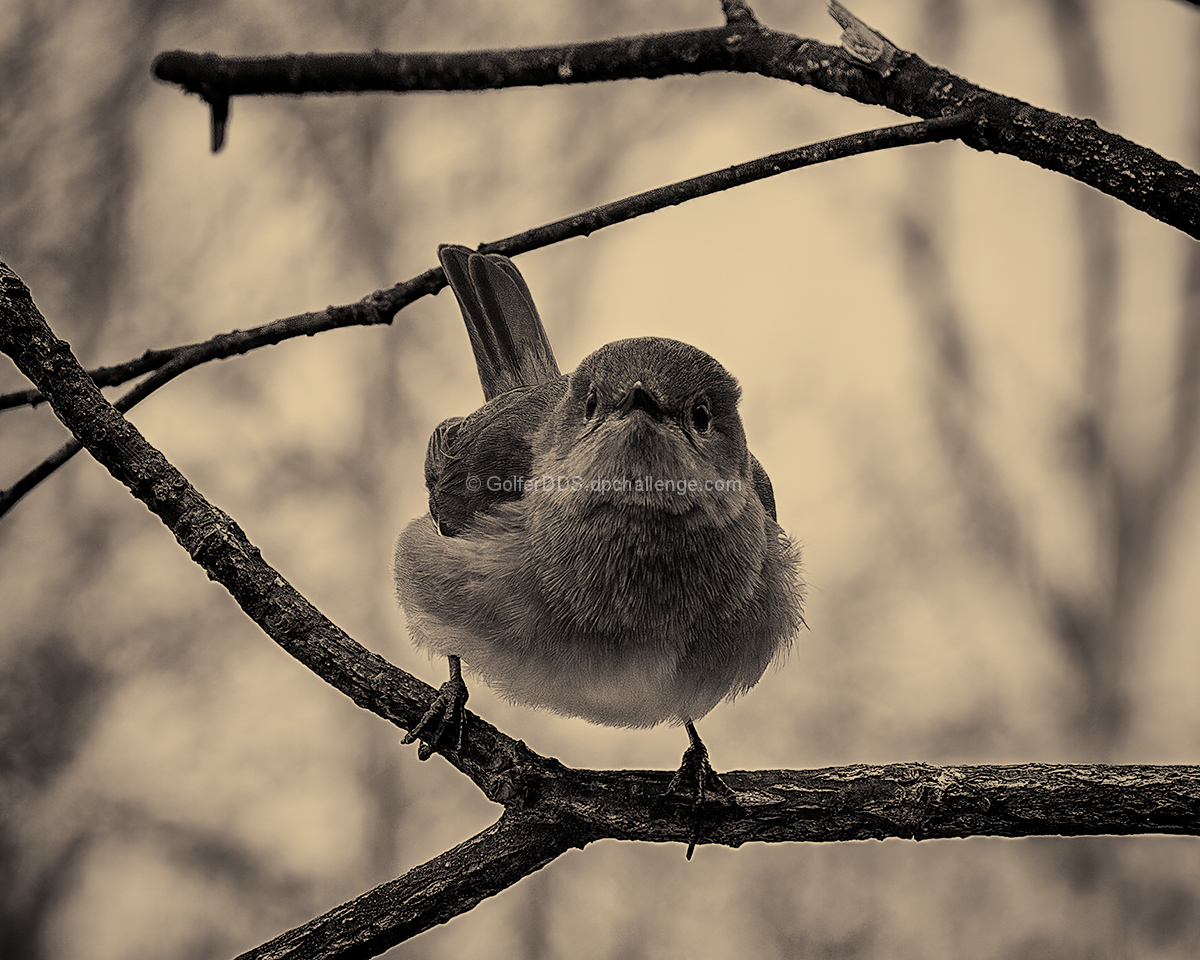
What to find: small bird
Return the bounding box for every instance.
[395,245,803,848]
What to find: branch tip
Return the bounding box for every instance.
[208,95,230,152]
[721,0,759,26]
[828,0,899,76]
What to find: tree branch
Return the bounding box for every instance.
[720,0,759,26]
[0,111,972,515]
[0,272,439,413]
[246,761,1200,959]
[239,812,578,960]
[6,258,1200,959]
[0,268,440,514]
[1,346,179,410]
[151,3,1200,239]
[0,259,532,800]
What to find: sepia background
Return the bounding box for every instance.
[3,0,1200,957]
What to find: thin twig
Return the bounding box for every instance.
[0,112,973,516]
[481,110,977,259]
[0,276,438,412]
[0,346,182,410]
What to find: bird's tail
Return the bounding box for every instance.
[438,244,561,401]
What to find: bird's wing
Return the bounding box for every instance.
[438,244,561,401]
[749,453,778,523]
[424,378,569,537]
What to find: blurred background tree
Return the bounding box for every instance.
[2,0,1199,957]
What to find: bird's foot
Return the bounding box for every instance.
[666,738,735,805]
[402,656,469,761]
[664,722,736,859]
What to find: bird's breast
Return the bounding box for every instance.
[524,489,768,639]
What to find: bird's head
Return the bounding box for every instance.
[536,337,752,517]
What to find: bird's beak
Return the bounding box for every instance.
[616,381,665,421]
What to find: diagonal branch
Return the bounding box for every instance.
[0,111,974,515]
[240,812,578,960]
[151,3,1200,239]
[0,259,533,801]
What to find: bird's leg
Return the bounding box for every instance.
[665,721,735,858]
[402,654,469,761]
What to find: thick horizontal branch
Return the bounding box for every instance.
[237,760,1200,960]
[543,761,1200,846]
[152,5,1200,238]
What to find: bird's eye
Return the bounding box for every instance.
[585,385,598,420]
[691,398,712,434]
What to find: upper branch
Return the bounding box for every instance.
[0,109,968,418]
[152,6,1200,238]
[151,29,741,97]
